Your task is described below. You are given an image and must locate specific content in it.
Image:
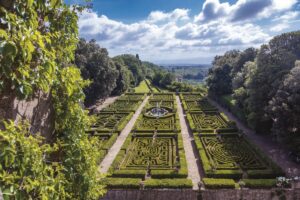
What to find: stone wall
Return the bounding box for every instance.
[0,92,54,141]
[100,188,300,200]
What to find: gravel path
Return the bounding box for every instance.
[176,96,201,190]
[92,96,119,112]
[208,98,300,177]
[99,96,149,174]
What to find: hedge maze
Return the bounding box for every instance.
[102,100,141,112]
[118,93,146,101]
[96,92,283,190]
[184,99,217,111]
[187,111,236,133]
[180,92,203,101]
[135,114,179,132]
[90,112,132,133]
[182,93,284,189]
[107,92,192,189]
[200,136,266,170]
[151,93,175,101]
[120,136,176,169]
[88,94,145,164]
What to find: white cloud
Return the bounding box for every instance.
[147,9,190,23]
[77,0,298,63]
[273,11,299,21]
[195,0,298,23]
[270,23,290,32]
[272,0,297,11]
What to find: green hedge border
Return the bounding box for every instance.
[144,178,193,189]
[202,178,236,189]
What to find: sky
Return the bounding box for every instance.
[65,0,300,64]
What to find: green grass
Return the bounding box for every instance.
[134,80,151,93]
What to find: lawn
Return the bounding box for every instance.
[134,80,151,93]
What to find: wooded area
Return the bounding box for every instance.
[207,31,300,157]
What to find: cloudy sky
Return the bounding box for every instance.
[65,0,300,64]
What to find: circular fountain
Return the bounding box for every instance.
[146,102,169,117]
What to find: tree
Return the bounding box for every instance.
[207,64,232,95]
[113,54,146,86]
[75,39,118,105]
[269,61,300,154]
[246,31,300,132]
[160,72,175,87]
[111,60,132,95]
[152,71,164,86]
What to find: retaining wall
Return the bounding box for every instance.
[100,188,300,200]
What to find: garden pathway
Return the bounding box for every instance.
[176,96,201,190]
[208,98,300,177]
[99,96,150,174]
[90,96,119,113]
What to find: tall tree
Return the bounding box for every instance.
[246,31,300,132]
[269,61,300,154]
[75,39,118,105]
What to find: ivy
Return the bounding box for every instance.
[0,0,105,199]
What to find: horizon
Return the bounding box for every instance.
[65,0,300,63]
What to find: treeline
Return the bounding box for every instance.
[207,31,300,155]
[75,39,166,105]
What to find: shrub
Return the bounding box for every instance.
[242,179,277,189]
[202,178,236,189]
[104,178,141,189]
[144,179,193,189]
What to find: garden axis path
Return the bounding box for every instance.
[99,96,150,173]
[176,96,201,190]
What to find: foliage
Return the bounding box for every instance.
[166,82,193,92]
[152,71,175,89]
[0,1,105,199]
[207,64,232,95]
[113,54,146,86]
[268,61,300,154]
[111,58,132,96]
[75,39,118,105]
[206,31,300,154]
[0,121,66,199]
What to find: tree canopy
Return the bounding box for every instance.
[206,31,300,155]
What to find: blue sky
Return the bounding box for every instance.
[65,0,300,64]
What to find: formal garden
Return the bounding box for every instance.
[87,93,144,164]
[105,93,192,189]
[92,92,287,190]
[181,93,285,189]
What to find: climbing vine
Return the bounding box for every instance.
[0,0,105,199]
